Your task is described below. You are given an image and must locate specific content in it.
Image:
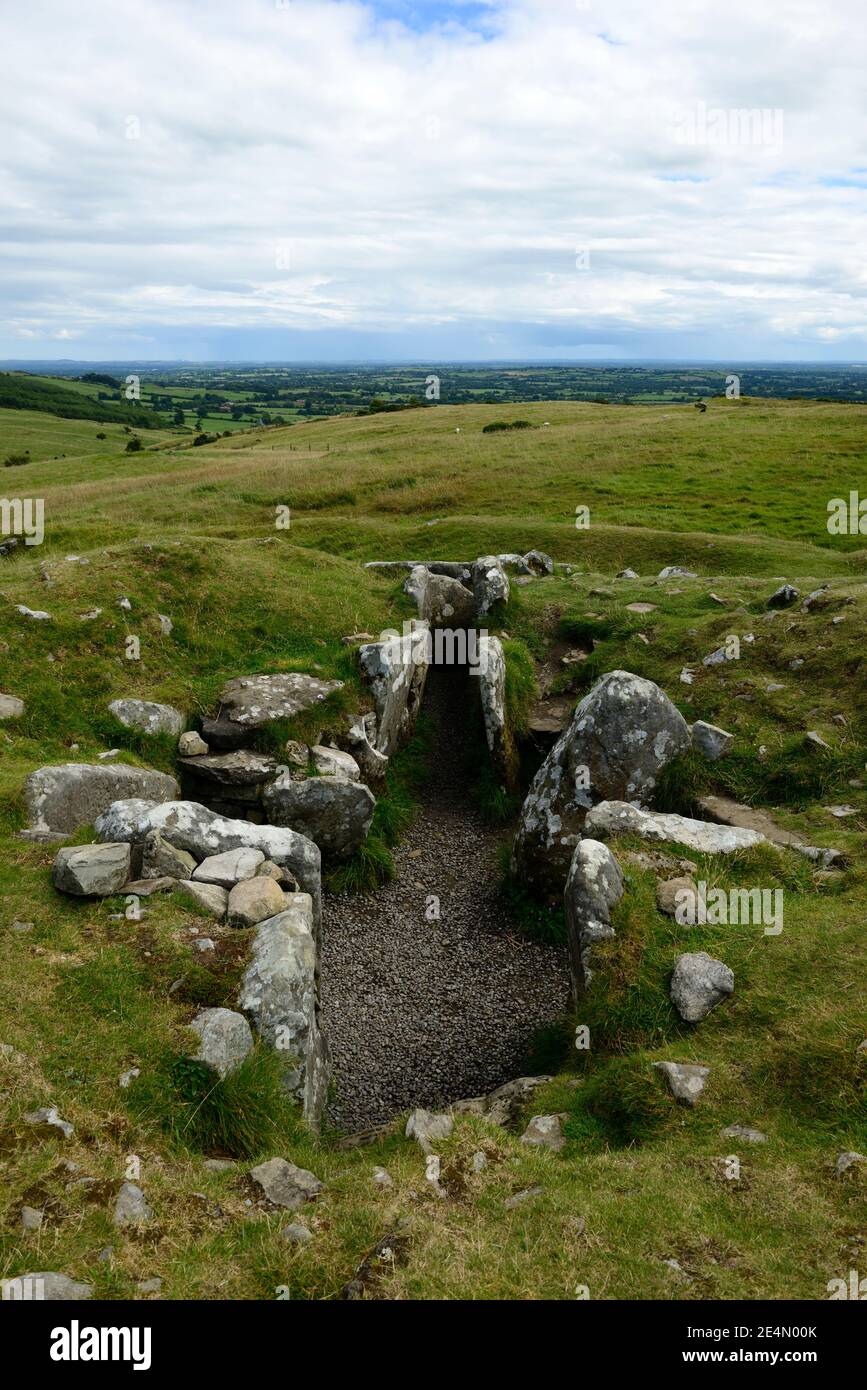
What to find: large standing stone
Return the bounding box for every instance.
[358,624,429,755]
[670,952,734,1022]
[93,800,321,927]
[476,635,508,775]
[512,671,691,897]
[52,842,131,897]
[262,775,375,859]
[189,1008,254,1078]
[25,763,178,835]
[472,555,510,617]
[216,672,343,730]
[584,801,766,854]
[108,699,184,737]
[403,567,477,627]
[564,839,625,994]
[237,897,329,1125]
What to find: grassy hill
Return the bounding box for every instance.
[0,397,864,1300]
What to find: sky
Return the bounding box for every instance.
[1,0,866,363]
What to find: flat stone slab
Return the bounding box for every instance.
[697,794,806,848]
[216,672,343,728]
[584,801,766,854]
[179,751,279,786]
[25,763,179,834]
[108,699,184,737]
[193,847,265,888]
[52,842,131,897]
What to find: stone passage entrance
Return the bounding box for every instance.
[320,663,570,1133]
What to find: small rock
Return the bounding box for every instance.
[504,1186,544,1210]
[16,605,51,620]
[1,1271,92,1301]
[520,1114,567,1152]
[250,1157,323,1210]
[652,1061,710,1106]
[136,1277,162,1294]
[405,1108,454,1154]
[119,1068,141,1089]
[670,952,734,1022]
[193,847,265,889]
[691,720,734,760]
[471,1151,487,1172]
[805,730,832,751]
[178,731,209,757]
[113,1182,155,1227]
[281,1222,313,1244]
[10,920,34,933]
[193,937,216,953]
[658,566,697,579]
[0,693,25,720]
[836,1151,866,1176]
[21,1206,44,1232]
[721,1125,767,1144]
[157,614,173,635]
[656,876,697,921]
[203,1158,236,1172]
[189,1008,254,1079]
[825,805,857,819]
[625,601,657,614]
[767,583,799,608]
[24,1106,74,1139]
[175,880,228,918]
[616,568,638,580]
[108,698,184,737]
[227,875,285,929]
[372,1167,394,1187]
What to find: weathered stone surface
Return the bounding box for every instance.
[200,717,250,751]
[0,693,24,720]
[670,952,734,1022]
[405,1108,454,1153]
[584,801,766,854]
[25,763,178,834]
[658,565,697,579]
[452,1076,553,1127]
[310,745,361,781]
[113,1182,154,1227]
[21,1206,44,1232]
[189,1008,254,1078]
[193,847,264,888]
[52,842,131,897]
[721,1124,768,1144]
[359,625,429,756]
[122,876,176,897]
[520,1114,567,1152]
[342,714,390,784]
[179,750,278,786]
[522,550,554,576]
[691,720,734,760]
[767,583,800,608]
[178,730,209,757]
[835,1151,865,1176]
[227,875,286,928]
[564,839,624,995]
[108,698,184,737]
[656,875,697,919]
[250,1156,323,1209]
[238,898,329,1125]
[512,671,691,896]
[94,800,321,925]
[281,1222,313,1244]
[652,1061,710,1106]
[263,775,375,859]
[696,794,805,848]
[216,672,343,729]
[175,879,228,918]
[472,555,510,617]
[1,1271,92,1300]
[477,635,508,774]
[141,829,196,880]
[403,566,476,627]
[24,1106,74,1139]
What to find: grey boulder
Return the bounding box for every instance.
[25,763,178,834]
[691,720,734,760]
[141,829,196,880]
[113,1182,155,1227]
[250,1156,323,1210]
[670,952,734,1022]
[262,775,375,859]
[358,625,429,756]
[227,875,286,928]
[584,801,766,854]
[175,880,228,918]
[512,671,691,896]
[564,839,624,995]
[193,847,265,888]
[189,1008,254,1079]
[108,699,184,737]
[652,1061,710,1106]
[403,566,476,627]
[52,842,131,897]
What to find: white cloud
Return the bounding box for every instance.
[0,0,865,357]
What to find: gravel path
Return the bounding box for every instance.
[321,664,570,1133]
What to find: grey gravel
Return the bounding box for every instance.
[321,667,570,1132]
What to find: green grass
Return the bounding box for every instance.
[1,396,866,1301]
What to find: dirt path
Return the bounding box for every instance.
[321,664,570,1133]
